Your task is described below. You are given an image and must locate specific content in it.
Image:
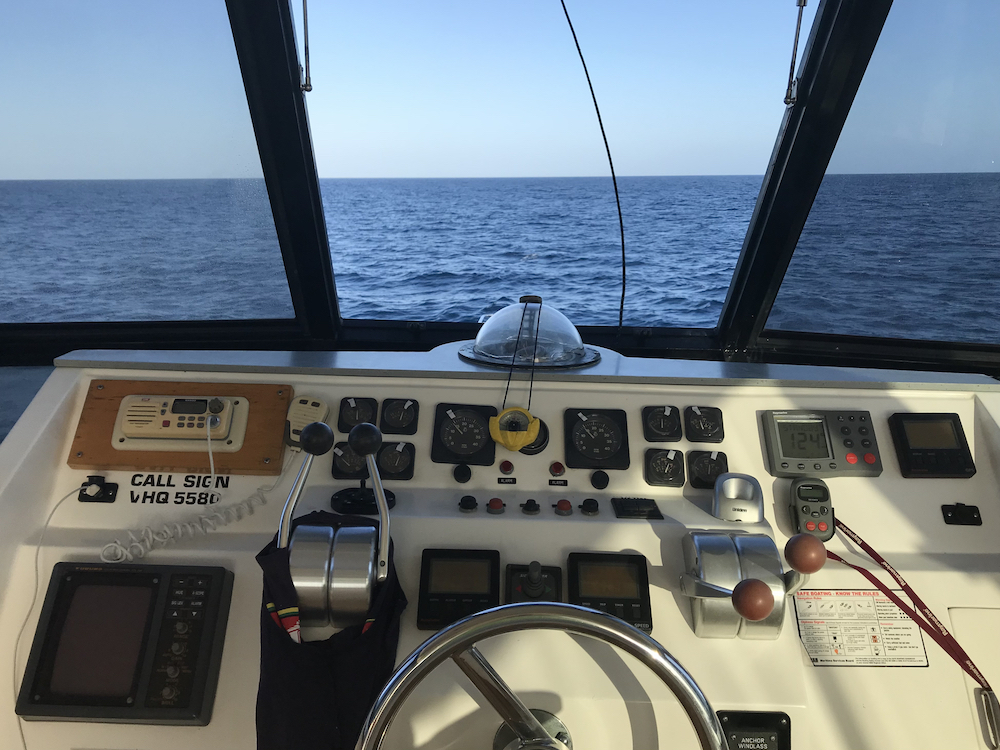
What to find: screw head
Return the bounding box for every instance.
[97,384,104,390]
[263,457,271,464]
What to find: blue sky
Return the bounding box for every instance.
[0,0,996,179]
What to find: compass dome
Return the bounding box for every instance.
[459,296,600,368]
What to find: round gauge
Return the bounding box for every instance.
[340,398,375,429]
[685,406,724,443]
[644,406,680,439]
[378,445,412,475]
[333,443,368,476]
[382,399,417,432]
[519,419,549,455]
[689,451,728,489]
[648,450,683,483]
[439,409,491,456]
[571,414,623,460]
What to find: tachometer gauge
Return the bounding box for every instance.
[563,409,630,470]
[644,448,685,487]
[440,410,489,455]
[380,398,419,435]
[642,405,682,442]
[338,397,377,433]
[684,406,724,443]
[377,442,415,479]
[331,442,369,479]
[572,414,621,458]
[431,404,498,466]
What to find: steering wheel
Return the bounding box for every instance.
[354,602,728,750]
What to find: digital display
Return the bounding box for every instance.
[903,419,959,450]
[776,418,831,459]
[427,558,491,595]
[171,399,208,415]
[577,561,640,599]
[50,584,152,697]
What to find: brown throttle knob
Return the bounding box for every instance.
[731,579,774,621]
[784,533,828,575]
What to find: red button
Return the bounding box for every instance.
[499,460,514,475]
[487,497,504,511]
[162,420,170,427]
[845,452,858,464]
[555,499,573,515]
[806,521,816,531]
[818,522,828,532]
[549,462,565,477]
[864,453,876,465]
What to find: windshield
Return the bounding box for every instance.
[0,1,293,324]
[767,0,1000,344]
[302,2,816,327]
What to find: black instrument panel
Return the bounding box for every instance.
[567,552,652,632]
[888,412,976,478]
[417,549,500,630]
[16,563,232,725]
[431,403,498,466]
[563,408,630,470]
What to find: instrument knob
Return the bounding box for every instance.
[453,464,472,483]
[785,533,828,574]
[300,422,335,456]
[731,579,774,621]
[580,498,599,516]
[521,498,540,515]
[590,470,610,490]
[459,495,478,512]
[348,422,382,456]
[208,397,224,414]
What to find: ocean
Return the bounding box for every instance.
[1,174,997,344]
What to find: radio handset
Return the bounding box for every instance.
[277,422,391,629]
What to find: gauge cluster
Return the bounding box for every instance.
[321,392,731,493]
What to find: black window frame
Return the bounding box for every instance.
[3,0,1000,379]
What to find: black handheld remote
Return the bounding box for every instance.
[789,477,835,542]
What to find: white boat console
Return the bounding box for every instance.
[2,344,999,749]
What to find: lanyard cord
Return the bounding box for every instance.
[828,518,991,691]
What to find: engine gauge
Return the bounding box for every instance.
[331,442,369,480]
[380,398,419,435]
[642,406,682,442]
[563,409,630,470]
[687,450,729,489]
[644,448,685,487]
[377,442,415,480]
[684,406,724,443]
[431,404,498,466]
[338,397,378,433]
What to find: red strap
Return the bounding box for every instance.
[827,519,990,690]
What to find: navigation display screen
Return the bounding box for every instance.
[777,418,831,459]
[903,419,959,449]
[577,561,640,599]
[427,558,491,595]
[50,584,153,697]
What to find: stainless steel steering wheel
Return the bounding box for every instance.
[354,602,728,750]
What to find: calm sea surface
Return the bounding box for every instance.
[1,174,998,344]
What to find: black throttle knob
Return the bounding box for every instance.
[348,422,383,456]
[299,422,335,456]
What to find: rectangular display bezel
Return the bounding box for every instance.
[567,552,652,631]
[16,562,232,725]
[888,412,976,478]
[417,548,500,630]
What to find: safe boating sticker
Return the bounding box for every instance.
[793,589,928,667]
